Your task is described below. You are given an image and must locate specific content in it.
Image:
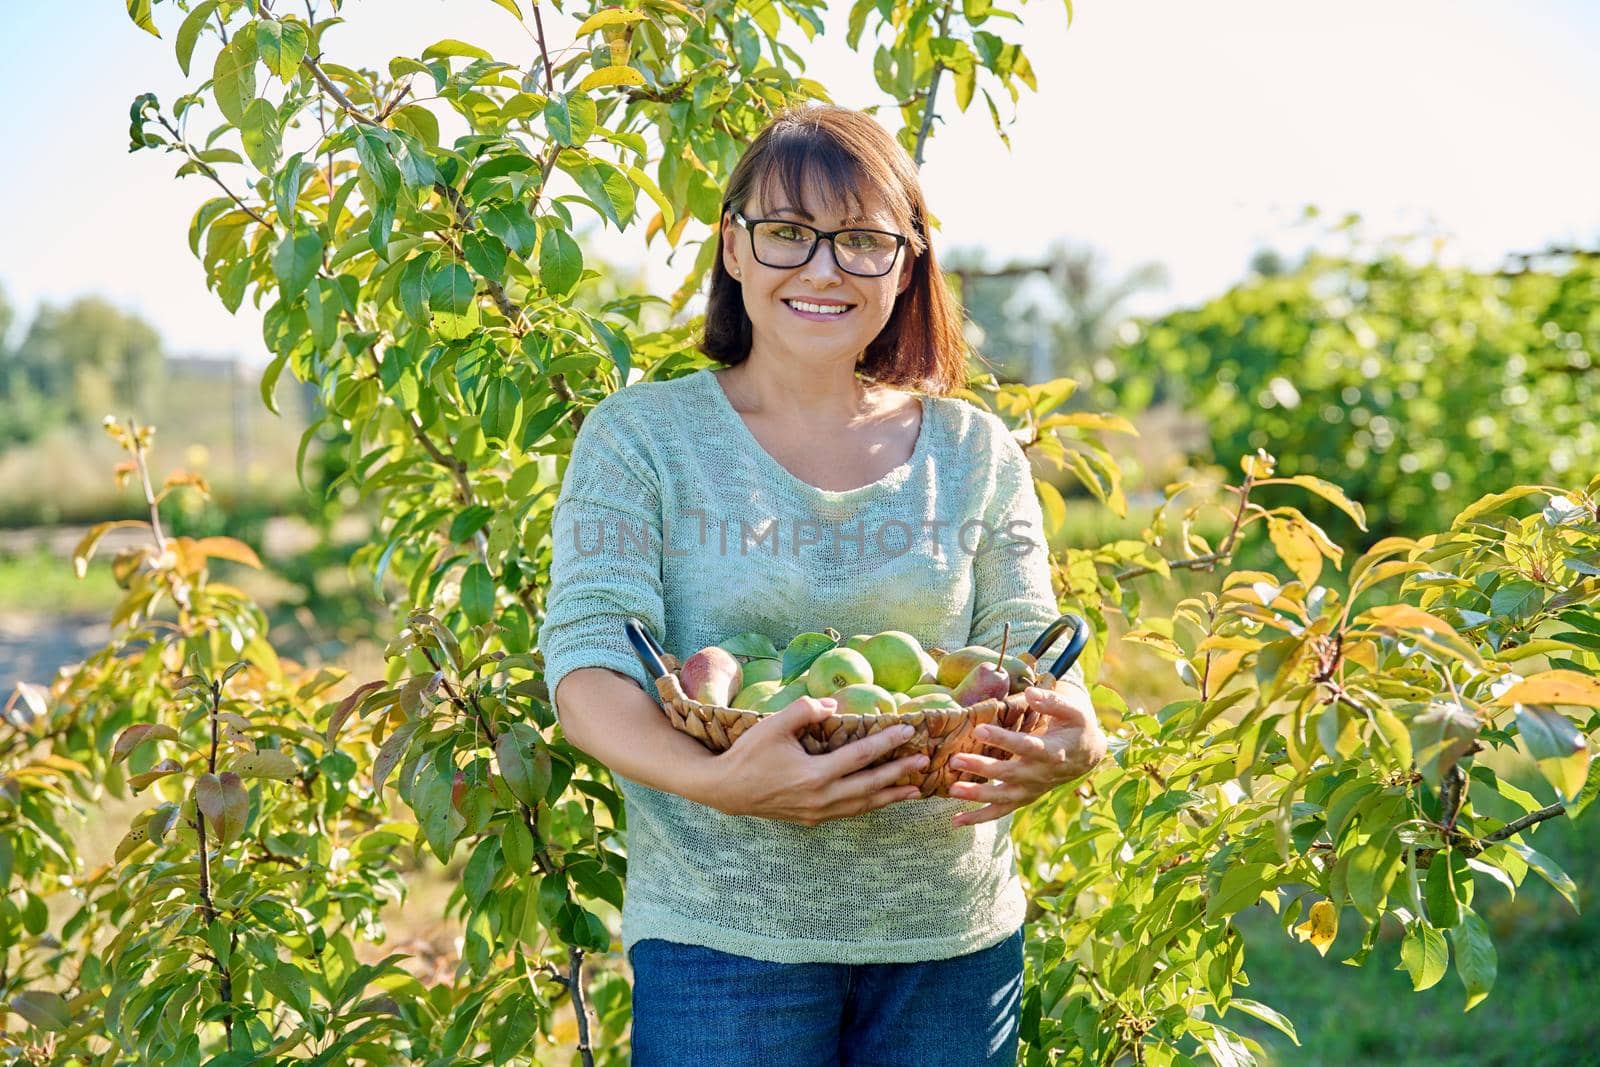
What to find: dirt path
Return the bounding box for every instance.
[1,612,111,694]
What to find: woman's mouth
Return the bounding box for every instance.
[784,298,855,321]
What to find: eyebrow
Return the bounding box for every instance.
[768,205,879,227]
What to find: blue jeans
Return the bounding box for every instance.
[626,926,1025,1065]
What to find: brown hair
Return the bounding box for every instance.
[697,104,971,396]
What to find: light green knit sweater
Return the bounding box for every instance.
[537,366,1089,965]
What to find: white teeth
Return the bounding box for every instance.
[787,300,850,315]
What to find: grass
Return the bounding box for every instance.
[0,549,122,615]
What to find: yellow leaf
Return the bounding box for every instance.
[112,723,180,764]
[573,7,648,36]
[1268,516,1323,589]
[1303,899,1338,954]
[193,535,263,569]
[577,65,645,92]
[128,759,184,791]
[114,820,152,863]
[1497,670,1600,708]
[227,749,300,781]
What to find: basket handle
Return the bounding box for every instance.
[1027,613,1090,679]
[624,617,670,680]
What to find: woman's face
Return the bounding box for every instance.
[720,183,914,373]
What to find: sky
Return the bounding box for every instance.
[1,1,1597,365]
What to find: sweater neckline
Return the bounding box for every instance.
[696,367,932,499]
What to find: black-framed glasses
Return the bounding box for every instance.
[731,210,908,278]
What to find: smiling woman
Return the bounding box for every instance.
[537,103,1104,1066]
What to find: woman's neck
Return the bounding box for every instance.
[715,356,885,426]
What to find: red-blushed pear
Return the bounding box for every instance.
[805,648,873,697]
[830,683,897,716]
[861,630,925,693]
[952,633,1013,707]
[681,645,743,705]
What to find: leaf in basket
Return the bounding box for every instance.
[717,632,780,659]
[781,632,837,685]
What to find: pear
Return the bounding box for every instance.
[952,662,1009,707]
[903,692,963,713]
[937,645,1033,690]
[731,679,784,711]
[842,633,874,655]
[830,683,897,716]
[739,657,783,686]
[915,648,940,685]
[805,648,873,697]
[890,691,912,708]
[860,631,925,694]
[907,683,953,698]
[756,678,810,713]
[680,645,743,706]
[937,645,997,689]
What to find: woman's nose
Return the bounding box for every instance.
[801,237,845,283]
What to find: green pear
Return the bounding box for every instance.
[890,691,911,707]
[805,648,873,697]
[739,657,783,686]
[903,692,963,713]
[842,633,873,655]
[906,683,953,698]
[756,678,810,713]
[860,630,925,694]
[829,683,897,716]
[731,679,783,711]
[916,648,940,685]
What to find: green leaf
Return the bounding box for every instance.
[1501,841,1580,913]
[9,990,72,1032]
[450,505,495,543]
[398,254,433,327]
[1490,580,1544,622]
[781,632,837,684]
[257,17,309,81]
[272,227,323,301]
[1206,862,1275,924]
[544,91,597,147]
[539,227,582,296]
[428,262,475,316]
[1226,998,1298,1046]
[424,38,495,60]
[1425,851,1460,929]
[239,97,281,173]
[415,763,466,864]
[463,230,508,285]
[1400,922,1448,991]
[1515,704,1591,803]
[212,23,258,125]
[176,1,219,75]
[1449,906,1496,1012]
[497,723,553,807]
[482,377,521,447]
[461,563,495,625]
[482,202,537,257]
[501,816,534,872]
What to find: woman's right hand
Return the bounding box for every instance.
[707,696,929,826]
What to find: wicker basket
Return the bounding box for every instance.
[624,614,1088,799]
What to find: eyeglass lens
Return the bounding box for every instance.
[749,221,900,276]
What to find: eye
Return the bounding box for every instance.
[771,225,807,241]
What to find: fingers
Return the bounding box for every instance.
[951,802,1014,828]
[818,721,916,777]
[973,723,1048,757]
[1025,686,1091,729]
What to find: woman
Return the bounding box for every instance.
[537,104,1107,1065]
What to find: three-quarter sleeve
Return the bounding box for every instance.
[537,397,666,703]
[966,414,1090,699]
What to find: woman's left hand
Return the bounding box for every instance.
[948,685,1108,828]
